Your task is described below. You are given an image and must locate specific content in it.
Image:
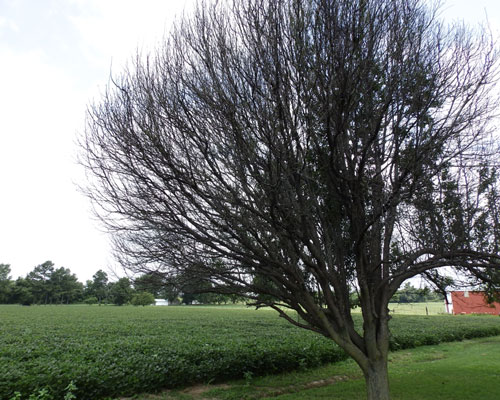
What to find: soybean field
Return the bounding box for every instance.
[1,305,499,399]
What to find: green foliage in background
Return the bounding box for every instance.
[0,262,83,305]
[109,277,134,306]
[131,292,155,306]
[0,264,241,306]
[391,283,443,303]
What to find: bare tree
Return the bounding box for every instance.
[80,0,500,398]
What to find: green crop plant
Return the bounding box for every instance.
[1,305,499,399]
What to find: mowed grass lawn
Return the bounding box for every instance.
[1,304,499,399]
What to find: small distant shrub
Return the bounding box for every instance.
[84,296,98,305]
[131,292,155,306]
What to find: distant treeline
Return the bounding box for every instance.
[391,282,444,303]
[0,262,244,306]
[1,262,438,306]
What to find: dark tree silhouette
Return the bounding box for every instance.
[81,0,500,398]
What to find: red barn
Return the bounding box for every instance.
[449,291,500,315]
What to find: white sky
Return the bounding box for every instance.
[0,0,499,283]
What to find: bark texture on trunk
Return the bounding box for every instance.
[364,358,390,400]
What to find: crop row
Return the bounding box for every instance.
[1,305,499,399]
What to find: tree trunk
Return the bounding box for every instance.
[364,358,390,400]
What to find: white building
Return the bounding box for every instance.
[154,299,169,306]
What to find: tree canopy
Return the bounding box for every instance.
[80,0,500,398]
[0,261,83,305]
[0,264,159,306]
[0,264,12,304]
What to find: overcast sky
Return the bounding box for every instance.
[1,0,499,283]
